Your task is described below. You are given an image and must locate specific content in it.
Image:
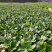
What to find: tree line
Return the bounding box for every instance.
[0,0,38,2]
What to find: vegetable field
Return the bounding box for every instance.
[0,3,52,52]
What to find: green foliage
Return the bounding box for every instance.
[28,2,52,9]
[0,2,9,5]
[0,3,52,52]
